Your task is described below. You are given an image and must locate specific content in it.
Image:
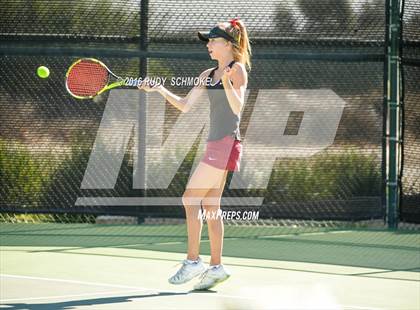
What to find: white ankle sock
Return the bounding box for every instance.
[186,258,200,264]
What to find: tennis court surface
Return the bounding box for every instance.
[1,223,419,310]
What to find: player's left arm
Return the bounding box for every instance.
[221,62,247,116]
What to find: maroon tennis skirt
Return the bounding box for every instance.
[201,135,243,171]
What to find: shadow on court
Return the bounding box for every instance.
[2,291,192,310]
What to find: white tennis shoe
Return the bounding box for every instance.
[193,264,231,290]
[168,257,206,285]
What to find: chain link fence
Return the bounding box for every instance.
[0,0,418,228]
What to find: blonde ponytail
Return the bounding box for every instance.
[222,19,252,70]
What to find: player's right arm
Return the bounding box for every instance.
[138,68,213,113]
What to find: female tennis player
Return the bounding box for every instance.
[138,18,251,290]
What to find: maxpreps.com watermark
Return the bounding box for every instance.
[124,76,214,87]
[198,209,260,221]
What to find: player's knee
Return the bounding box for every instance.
[202,206,223,223]
[202,196,220,208]
[182,190,203,207]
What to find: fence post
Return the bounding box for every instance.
[386,0,402,228]
[137,0,149,196]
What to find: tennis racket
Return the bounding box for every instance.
[65,58,129,99]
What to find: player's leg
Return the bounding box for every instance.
[194,169,231,290]
[182,162,228,261]
[201,169,228,266]
[169,162,227,285]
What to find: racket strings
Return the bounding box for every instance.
[67,60,109,97]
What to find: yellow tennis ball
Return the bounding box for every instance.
[37,66,50,78]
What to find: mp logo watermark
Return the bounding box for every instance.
[75,88,345,207]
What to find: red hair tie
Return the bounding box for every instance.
[229,18,239,27]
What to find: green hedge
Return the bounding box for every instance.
[0,139,58,208]
[267,151,381,201]
[1,138,381,217]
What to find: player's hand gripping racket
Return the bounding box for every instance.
[66,58,137,99]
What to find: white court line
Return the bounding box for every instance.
[113,240,207,248]
[344,306,383,310]
[0,274,255,302]
[147,241,185,245]
[259,230,354,239]
[109,241,184,248]
[0,274,156,291]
